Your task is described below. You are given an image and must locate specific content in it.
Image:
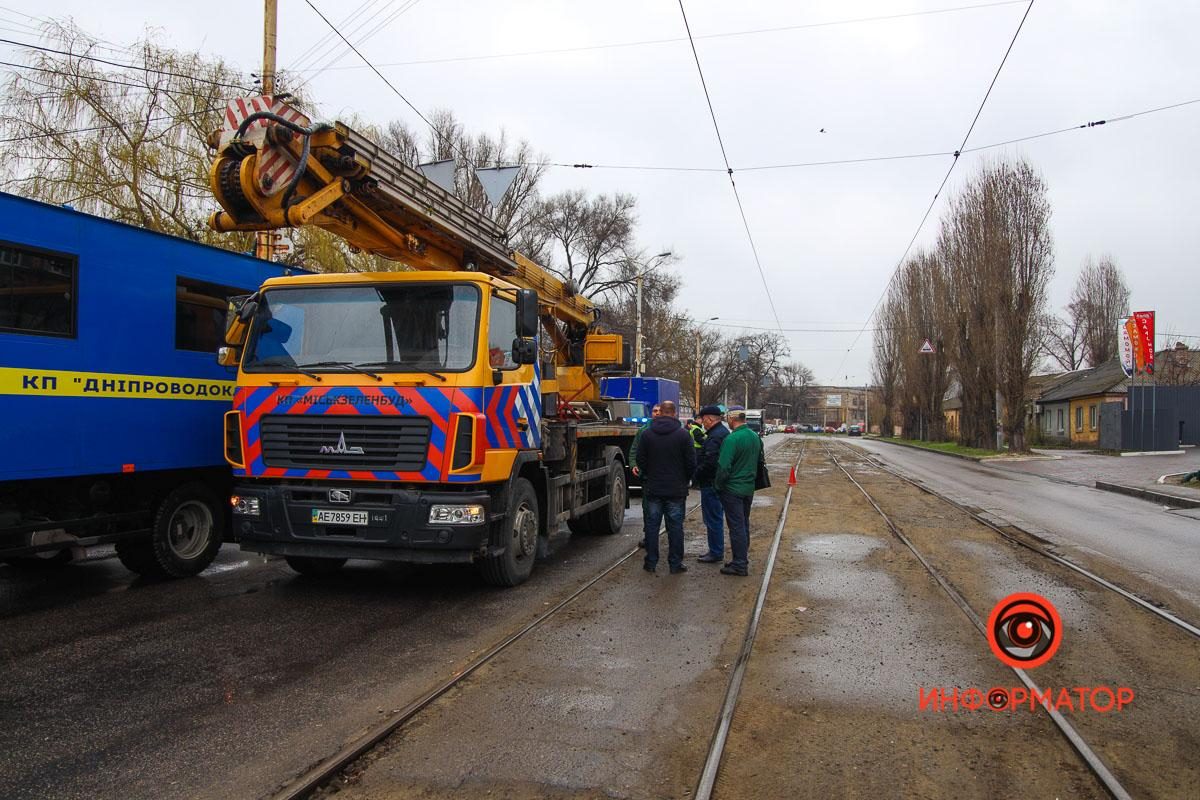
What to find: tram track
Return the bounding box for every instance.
[821,437,1200,800]
[271,438,801,800]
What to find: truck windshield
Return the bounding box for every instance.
[243,283,480,373]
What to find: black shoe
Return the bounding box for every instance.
[670,564,688,574]
[697,553,722,563]
[720,565,749,576]
[643,562,657,573]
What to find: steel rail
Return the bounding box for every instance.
[268,435,801,800]
[821,440,1134,800]
[839,440,1200,640]
[694,440,807,800]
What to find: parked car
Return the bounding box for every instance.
[848,424,863,437]
[784,424,795,433]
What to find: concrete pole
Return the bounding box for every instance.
[255,0,278,262]
[694,336,701,416]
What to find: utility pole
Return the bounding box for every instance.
[634,251,671,377]
[255,0,279,262]
[693,316,717,415]
[634,266,644,376]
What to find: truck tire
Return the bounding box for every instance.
[478,477,538,587]
[568,460,626,536]
[116,483,224,579]
[285,556,347,576]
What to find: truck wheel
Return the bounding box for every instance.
[479,477,538,587]
[285,556,347,576]
[568,460,626,536]
[117,483,224,579]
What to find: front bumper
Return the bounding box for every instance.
[231,482,494,564]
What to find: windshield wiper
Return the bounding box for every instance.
[355,360,448,382]
[296,361,383,381]
[255,357,323,380]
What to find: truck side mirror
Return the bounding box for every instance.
[224,293,259,346]
[516,289,538,338]
[217,346,241,367]
[512,337,537,365]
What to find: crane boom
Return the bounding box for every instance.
[207,98,596,329]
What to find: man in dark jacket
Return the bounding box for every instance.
[635,400,696,574]
[692,405,729,564]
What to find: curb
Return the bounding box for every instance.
[865,437,985,462]
[1094,481,1200,509]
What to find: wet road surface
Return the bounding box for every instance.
[851,437,1200,616]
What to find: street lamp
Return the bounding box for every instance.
[694,316,718,414]
[635,251,672,376]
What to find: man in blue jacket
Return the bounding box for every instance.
[635,400,696,574]
[692,405,729,564]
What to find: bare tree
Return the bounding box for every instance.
[1071,255,1130,367]
[936,168,1000,449]
[530,189,640,298]
[380,111,549,256]
[988,160,1055,452]
[871,294,901,436]
[1040,311,1084,372]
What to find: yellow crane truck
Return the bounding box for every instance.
[209,97,633,586]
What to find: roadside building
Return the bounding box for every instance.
[1034,360,1128,446]
[943,386,962,440]
[1026,371,1083,445]
[810,385,871,428]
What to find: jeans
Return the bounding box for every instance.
[700,486,724,558]
[720,490,753,571]
[643,494,686,570]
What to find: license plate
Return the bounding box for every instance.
[311,508,368,526]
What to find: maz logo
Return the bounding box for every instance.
[320,432,365,455]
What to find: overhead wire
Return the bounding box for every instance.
[298,0,1028,73]
[287,0,382,72]
[292,0,402,76]
[0,37,254,92]
[832,0,1036,381]
[547,96,1200,174]
[289,0,424,96]
[301,0,476,166]
[675,0,784,333]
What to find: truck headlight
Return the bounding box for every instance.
[428,504,485,525]
[231,495,260,516]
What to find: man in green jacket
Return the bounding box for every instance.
[714,409,762,576]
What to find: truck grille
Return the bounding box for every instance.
[259,415,432,472]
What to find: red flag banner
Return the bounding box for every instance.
[1132,311,1155,374]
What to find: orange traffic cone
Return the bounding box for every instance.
[788,465,797,486]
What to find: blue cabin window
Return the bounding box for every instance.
[176,276,250,353]
[0,241,76,337]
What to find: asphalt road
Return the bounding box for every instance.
[0,434,790,800]
[846,437,1200,617]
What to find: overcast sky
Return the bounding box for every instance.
[5,0,1198,384]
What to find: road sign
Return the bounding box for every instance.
[919,339,936,354]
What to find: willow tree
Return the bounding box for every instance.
[0,21,252,250]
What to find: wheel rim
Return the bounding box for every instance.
[609,472,625,527]
[512,502,537,561]
[166,500,213,560]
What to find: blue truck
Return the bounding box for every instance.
[0,192,292,576]
[599,377,681,419]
